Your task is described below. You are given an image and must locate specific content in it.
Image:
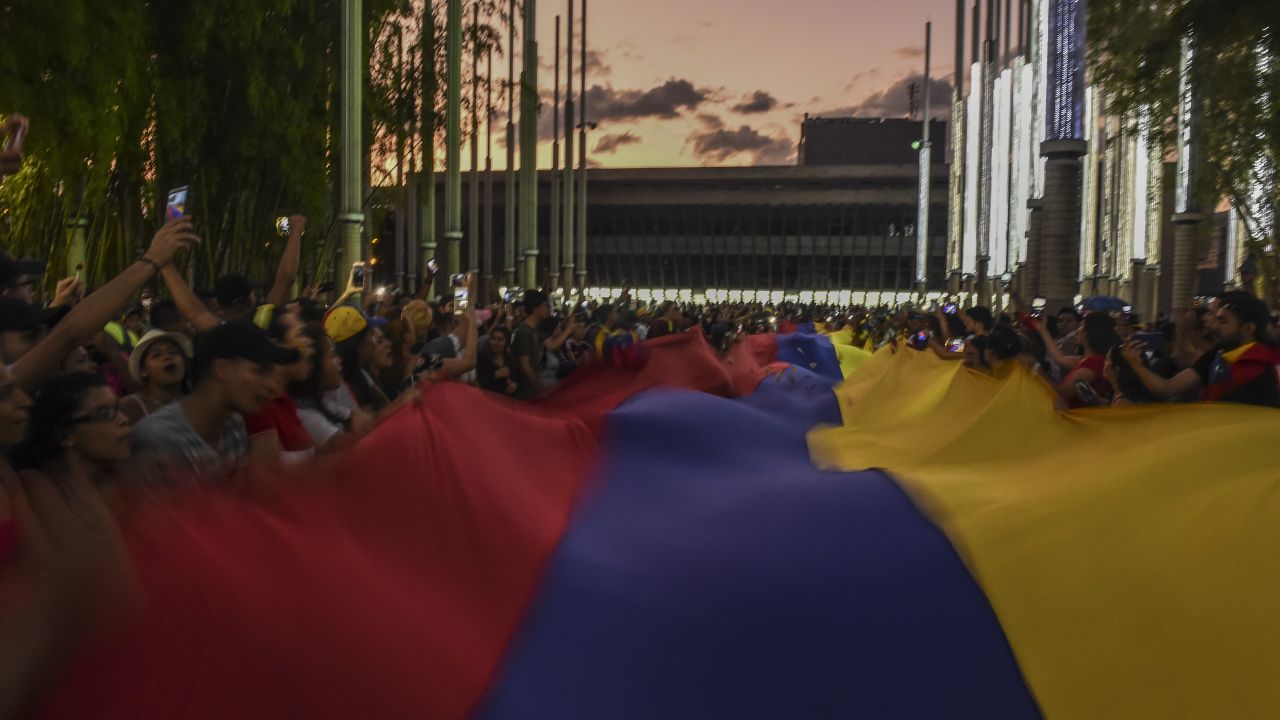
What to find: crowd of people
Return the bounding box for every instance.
[3,107,1280,715]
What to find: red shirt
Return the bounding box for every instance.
[244,395,315,452]
[1063,354,1111,408]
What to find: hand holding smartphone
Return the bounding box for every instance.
[348,261,367,293]
[452,273,471,316]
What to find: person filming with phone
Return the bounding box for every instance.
[1120,291,1280,408]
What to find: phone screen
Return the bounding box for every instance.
[1074,379,1101,405]
[942,303,957,315]
[427,258,439,275]
[166,186,189,221]
[351,262,366,289]
[452,274,469,315]
[275,216,291,237]
[946,338,965,353]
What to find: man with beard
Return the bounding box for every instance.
[1121,291,1280,408]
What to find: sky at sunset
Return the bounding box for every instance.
[488,0,961,169]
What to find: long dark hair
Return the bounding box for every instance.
[289,325,347,426]
[289,325,332,403]
[336,327,388,410]
[487,325,511,357]
[10,373,108,471]
[1081,313,1120,356]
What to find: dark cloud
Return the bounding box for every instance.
[540,47,612,79]
[593,131,641,155]
[697,113,725,130]
[842,67,882,92]
[586,79,711,123]
[689,125,794,165]
[823,74,953,120]
[731,90,779,115]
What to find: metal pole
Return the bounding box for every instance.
[504,0,517,285]
[550,15,561,290]
[469,1,481,277]
[976,0,995,305]
[420,2,438,296]
[445,0,464,280]
[971,0,980,65]
[340,0,366,283]
[576,0,588,291]
[1003,0,1012,67]
[395,27,407,289]
[407,45,419,292]
[916,20,932,287]
[1171,34,1201,311]
[946,0,965,287]
[485,45,495,288]
[563,0,576,290]
[518,0,539,289]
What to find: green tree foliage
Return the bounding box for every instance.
[0,0,511,291]
[1089,0,1278,287]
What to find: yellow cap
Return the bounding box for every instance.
[324,305,369,344]
[252,303,276,330]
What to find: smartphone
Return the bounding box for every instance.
[165,186,189,221]
[942,303,958,315]
[275,216,291,237]
[1132,331,1164,348]
[427,257,440,275]
[350,261,367,290]
[1074,379,1103,406]
[452,274,469,315]
[946,338,966,353]
[909,331,930,351]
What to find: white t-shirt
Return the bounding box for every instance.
[297,406,343,449]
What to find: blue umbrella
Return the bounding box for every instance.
[1078,295,1131,314]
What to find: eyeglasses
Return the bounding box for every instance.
[1,280,36,293]
[70,403,121,425]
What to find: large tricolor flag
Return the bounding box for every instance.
[26,328,1280,719]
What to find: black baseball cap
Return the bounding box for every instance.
[0,297,67,332]
[214,273,254,307]
[523,289,549,313]
[191,322,301,378]
[0,250,45,288]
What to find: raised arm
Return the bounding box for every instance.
[441,305,478,378]
[1119,339,1203,400]
[1035,317,1082,371]
[158,263,220,333]
[13,218,198,391]
[543,318,581,352]
[264,215,305,307]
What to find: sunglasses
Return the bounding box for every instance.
[70,403,121,425]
